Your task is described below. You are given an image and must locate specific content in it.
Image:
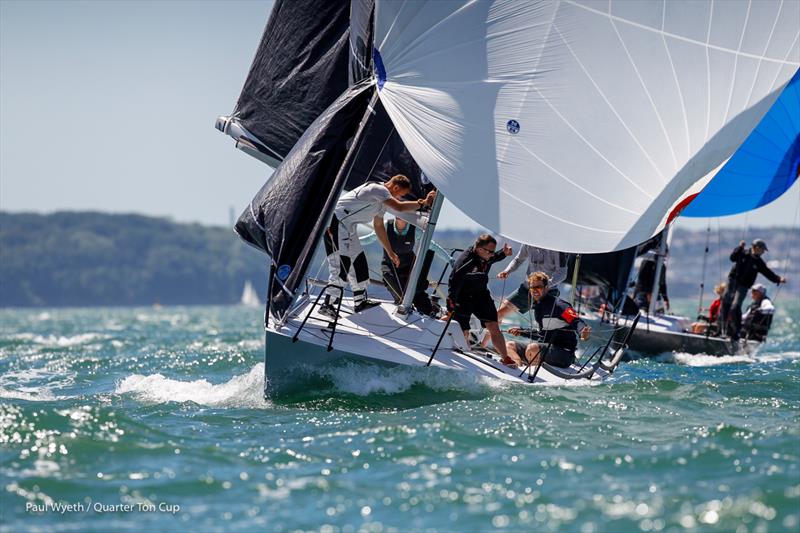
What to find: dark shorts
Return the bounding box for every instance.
[510,341,575,368]
[453,291,498,331]
[506,283,559,314]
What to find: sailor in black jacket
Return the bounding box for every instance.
[447,234,517,365]
[720,238,786,339]
[506,272,591,368]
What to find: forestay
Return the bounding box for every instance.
[373,0,800,252]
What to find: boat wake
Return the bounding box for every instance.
[658,352,755,366]
[115,363,268,408]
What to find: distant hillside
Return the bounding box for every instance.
[0,212,266,307]
[1,212,797,307]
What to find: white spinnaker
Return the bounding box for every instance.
[374,0,800,252]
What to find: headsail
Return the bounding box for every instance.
[681,67,800,217]
[373,0,800,252]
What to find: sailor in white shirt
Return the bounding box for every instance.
[321,174,436,317]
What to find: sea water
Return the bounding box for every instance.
[1,300,798,532]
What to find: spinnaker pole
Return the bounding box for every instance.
[397,191,445,315]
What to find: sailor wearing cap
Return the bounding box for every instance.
[741,284,775,342]
[720,239,786,340]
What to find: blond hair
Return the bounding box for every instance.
[528,271,550,287]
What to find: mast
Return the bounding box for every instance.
[397,192,445,315]
[570,254,581,306]
[648,225,670,316]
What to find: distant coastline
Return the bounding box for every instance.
[1,211,797,307]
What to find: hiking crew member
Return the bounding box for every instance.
[321,175,435,317]
[741,284,775,342]
[495,245,567,323]
[447,235,517,365]
[506,272,591,368]
[720,238,785,339]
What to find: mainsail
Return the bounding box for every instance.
[682,67,800,217]
[217,0,353,166]
[372,0,800,252]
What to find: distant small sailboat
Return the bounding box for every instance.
[240,281,261,307]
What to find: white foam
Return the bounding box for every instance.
[0,386,57,401]
[664,352,755,367]
[312,362,504,396]
[0,368,74,401]
[115,363,268,408]
[9,332,105,347]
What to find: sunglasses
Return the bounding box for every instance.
[478,247,496,253]
[529,284,546,290]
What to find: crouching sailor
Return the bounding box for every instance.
[741,283,775,342]
[320,174,435,318]
[505,272,591,368]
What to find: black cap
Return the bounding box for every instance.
[752,238,768,251]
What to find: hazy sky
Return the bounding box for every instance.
[1,0,798,233]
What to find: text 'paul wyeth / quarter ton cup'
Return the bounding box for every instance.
[26,501,181,515]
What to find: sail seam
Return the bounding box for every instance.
[608,10,678,173]
[721,0,752,128]
[564,0,800,66]
[498,187,626,234]
[767,33,800,94]
[660,24,691,165]
[531,85,654,199]
[704,0,713,141]
[552,24,667,183]
[742,0,784,111]
[513,138,643,216]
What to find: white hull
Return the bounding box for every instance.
[263,297,625,397]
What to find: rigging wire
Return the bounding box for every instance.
[697,220,712,314]
[771,189,800,305]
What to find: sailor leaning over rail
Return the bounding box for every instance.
[506,272,591,369]
[320,174,436,318]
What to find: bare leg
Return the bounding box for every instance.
[525,343,542,366]
[481,300,518,347]
[486,321,515,363]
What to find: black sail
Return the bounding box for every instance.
[345,98,429,198]
[566,231,665,307]
[233,0,352,164]
[235,83,374,316]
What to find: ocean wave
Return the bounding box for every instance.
[115,363,268,408]
[7,332,106,347]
